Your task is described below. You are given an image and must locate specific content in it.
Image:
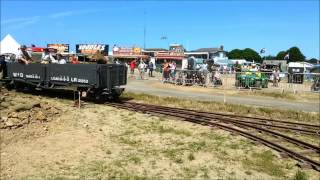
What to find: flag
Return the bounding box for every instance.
[284,53,289,60]
[260,48,266,54]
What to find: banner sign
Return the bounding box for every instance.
[113,46,141,55]
[47,44,69,53]
[76,44,109,55]
[30,47,57,53]
[156,44,184,57]
[156,51,184,57]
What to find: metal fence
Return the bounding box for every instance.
[160,70,320,93]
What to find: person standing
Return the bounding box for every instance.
[130,59,136,75]
[138,60,146,80]
[148,61,154,77]
[273,67,280,87]
[170,61,176,80]
[162,60,170,82]
[17,45,33,64]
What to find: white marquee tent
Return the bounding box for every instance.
[0,34,20,56]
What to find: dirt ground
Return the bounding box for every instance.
[1,89,319,179]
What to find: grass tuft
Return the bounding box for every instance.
[293,170,308,180]
[188,153,195,161]
[242,150,285,177]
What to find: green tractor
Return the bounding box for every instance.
[235,71,268,88]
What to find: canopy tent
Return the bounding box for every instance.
[0,34,20,56]
[310,64,320,73]
[215,59,234,66]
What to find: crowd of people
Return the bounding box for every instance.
[129,59,155,80]
[162,60,177,82]
[14,45,108,65]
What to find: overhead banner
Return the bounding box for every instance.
[76,44,109,55]
[47,44,69,53]
[113,46,141,55]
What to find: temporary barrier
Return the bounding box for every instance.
[151,70,320,93]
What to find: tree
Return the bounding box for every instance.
[307,58,319,64]
[242,48,262,63]
[276,51,287,60]
[287,47,305,62]
[227,48,261,63]
[227,49,243,59]
[264,55,276,60]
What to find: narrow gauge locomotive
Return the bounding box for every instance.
[1,62,127,100]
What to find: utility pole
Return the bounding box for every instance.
[143,10,146,49]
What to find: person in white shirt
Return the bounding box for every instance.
[112,45,119,53]
[56,54,66,64]
[17,45,33,64]
[169,61,176,80]
[138,60,146,80]
[41,48,56,64]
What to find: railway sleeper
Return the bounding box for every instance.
[297,162,313,169]
[298,149,320,156]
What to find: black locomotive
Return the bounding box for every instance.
[1,62,127,100]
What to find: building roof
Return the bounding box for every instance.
[112,54,149,59]
[192,48,223,53]
[144,48,168,52]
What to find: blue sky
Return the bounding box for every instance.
[1,0,319,59]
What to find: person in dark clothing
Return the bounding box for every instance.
[0,55,6,79]
[148,61,154,77]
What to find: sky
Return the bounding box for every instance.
[1,0,319,59]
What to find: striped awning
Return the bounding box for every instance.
[155,56,184,60]
[112,54,149,59]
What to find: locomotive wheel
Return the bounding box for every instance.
[14,81,25,92]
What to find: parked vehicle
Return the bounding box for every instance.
[235,71,268,88]
[310,65,320,92]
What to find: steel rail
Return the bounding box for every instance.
[125,101,320,129]
[125,101,320,133]
[106,102,320,171]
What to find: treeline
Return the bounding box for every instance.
[227,46,319,64]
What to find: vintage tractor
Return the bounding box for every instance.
[235,71,268,88]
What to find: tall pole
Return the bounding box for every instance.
[143,10,146,49]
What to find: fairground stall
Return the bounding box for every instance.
[111,46,149,64]
[76,44,109,62]
[147,44,185,71]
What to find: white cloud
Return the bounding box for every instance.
[1,16,40,25]
[1,16,40,29]
[49,11,75,18]
[49,9,102,19]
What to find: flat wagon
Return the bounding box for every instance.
[2,62,127,100]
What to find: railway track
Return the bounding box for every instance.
[106,101,320,171]
[126,101,320,136]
